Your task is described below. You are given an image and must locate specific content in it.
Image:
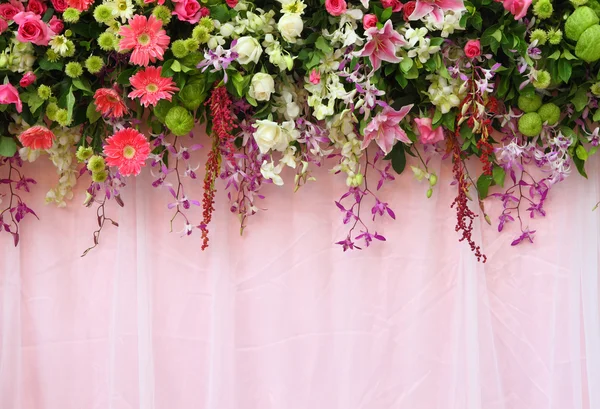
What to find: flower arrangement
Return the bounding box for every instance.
[0,0,598,260]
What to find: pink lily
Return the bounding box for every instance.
[409,0,465,23]
[362,104,414,154]
[0,83,22,113]
[358,20,406,71]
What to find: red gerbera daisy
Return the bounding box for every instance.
[18,125,55,150]
[103,128,151,176]
[119,15,170,67]
[127,66,179,107]
[93,88,128,119]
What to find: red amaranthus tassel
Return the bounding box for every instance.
[206,85,236,164]
[200,141,220,250]
[450,132,487,263]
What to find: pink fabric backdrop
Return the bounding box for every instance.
[1,142,599,409]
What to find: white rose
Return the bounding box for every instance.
[248,73,275,102]
[233,36,262,65]
[220,23,235,37]
[277,14,303,43]
[253,120,289,153]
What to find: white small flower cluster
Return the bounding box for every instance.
[0,39,35,73]
[328,110,363,187]
[45,128,81,207]
[426,74,463,114]
[274,82,304,120]
[424,10,464,38]
[323,8,364,48]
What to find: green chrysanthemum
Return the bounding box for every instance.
[85,55,104,74]
[199,17,215,32]
[62,7,81,23]
[591,81,600,96]
[530,29,548,45]
[171,40,189,59]
[184,38,200,52]
[571,0,589,5]
[93,4,114,24]
[92,170,108,183]
[532,70,551,89]
[37,85,52,100]
[65,61,83,78]
[537,103,561,125]
[192,25,210,44]
[547,29,563,44]
[518,112,543,137]
[87,155,106,173]
[64,40,76,57]
[46,49,60,62]
[518,94,542,112]
[45,102,59,120]
[165,107,194,136]
[76,146,94,162]
[55,109,71,127]
[98,32,118,51]
[152,5,172,24]
[533,0,553,18]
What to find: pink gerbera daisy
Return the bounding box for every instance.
[18,125,55,150]
[128,66,179,107]
[103,128,151,176]
[119,15,170,67]
[94,88,128,119]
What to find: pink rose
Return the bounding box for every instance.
[0,0,24,21]
[503,0,531,20]
[464,39,481,58]
[381,0,403,12]
[414,117,444,144]
[199,6,209,16]
[403,1,416,21]
[363,14,377,29]
[26,0,47,15]
[325,0,347,16]
[48,16,64,34]
[172,0,202,23]
[50,0,68,12]
[0,83,22,113]
[309,69,320,85]
[225,0,238,7]
[20,71,36,88]
[0,18,7,34]
[13,11,54,46]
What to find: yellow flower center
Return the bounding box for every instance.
[118,1,127,10]
[137,33,151,46]
[123,145,136,159]
[145,83,158,93]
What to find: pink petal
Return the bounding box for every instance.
[436,0,465,11]
[409,1,434,20]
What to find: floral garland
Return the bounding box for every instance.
[0,0,598,260]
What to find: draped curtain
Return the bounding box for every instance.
[1,139,599,409]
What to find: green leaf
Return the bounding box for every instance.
[562,49,577,60]
[394,72,408,88]
[432,108,443,126]
[400,58,413,73]
[593,109,600,122]
[476,174,493,199]
[86,102,101,124]
[470,13,483,31]
[117,67,136,84]
[492,165,506,188]
[387,143,407,175]
[547,50,561,60]
[38,57,63,71]
[573,154,588,178]
[576,145,589,161]
[72,77,93,94]
[571,87,589,112]
[315,36,333,55]
[27,93,44,114]
[0,136,17,158]
[209,4,230,23]
[381,7,393,21]
[161,60,175,77]
[171,60,181,73]
[442,111,456,132]
[66,87,75,122]
[246,95,258,107]
[558,59,572,83]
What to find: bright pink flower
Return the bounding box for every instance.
[325,0,347,16]
[0,84,22,113]
[226,0,237,7]
[0,18,7,34]
[103,128,151,176]
[503,0,531,20]
[18,126,55,150]
[362,104,414,154]
[358,20,406,71]
[19,71,36,88]
[172,0,202,23]
[50,0,68,12]
[119,15,170,67]
[67,0,94,11]
[0,0,24,21]
[381,0,402,12]
[414,117,444,144]
[199,6,209,16]
[309,69,320,84]
[409,0,465,23]
[144,0,165,4]
[403,1,416,20]
[363,14,377,29]
[94,88,128,119]
[464,39,481,58]
[128,66,179,107]
[48,16,64,34]
[13,11,54,46]
[26,0,47,15]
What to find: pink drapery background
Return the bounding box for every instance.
[1,139,599,409]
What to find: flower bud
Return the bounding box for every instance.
[429,174,437,186]
[426,188,433,198]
